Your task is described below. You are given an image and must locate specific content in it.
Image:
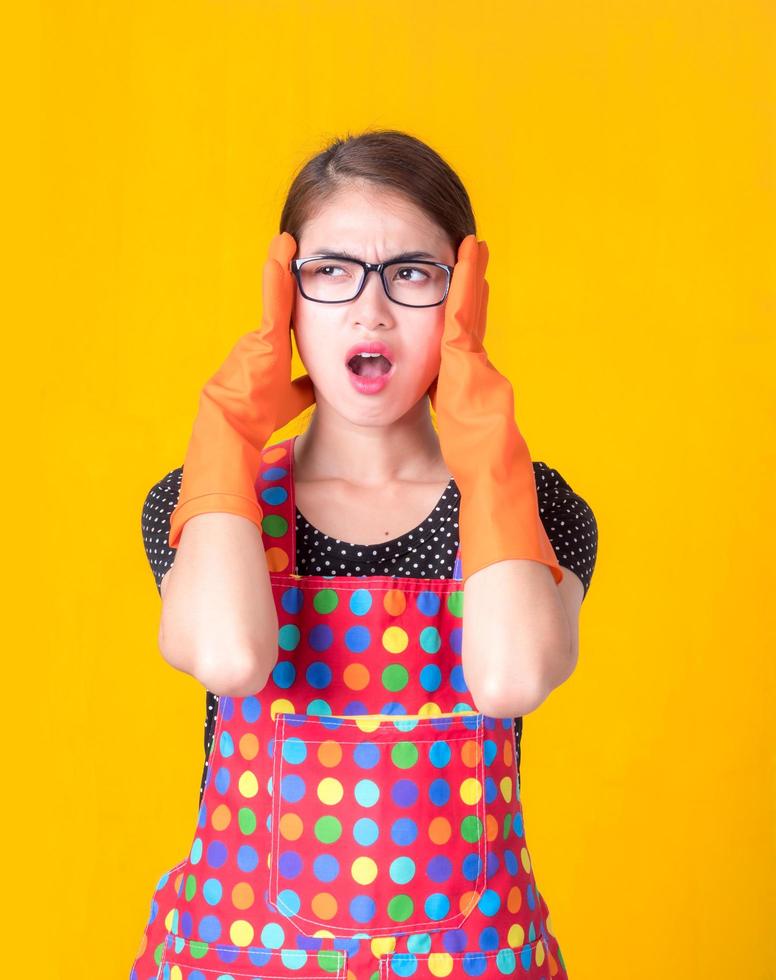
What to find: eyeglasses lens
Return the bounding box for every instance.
[298,260,447,306]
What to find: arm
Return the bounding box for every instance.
[462,463,598,718]
[141,469,279,698]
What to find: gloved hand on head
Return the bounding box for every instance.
[169,232,315,549]
[428,234,564,587]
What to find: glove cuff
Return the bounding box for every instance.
[169,493,264,550]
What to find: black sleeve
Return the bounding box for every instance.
[534,461,598,600]
[140,466,182,595]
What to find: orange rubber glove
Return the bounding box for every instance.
[168,231,315,549]
[427,234,564,587]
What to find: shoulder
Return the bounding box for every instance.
[533,461,596,520]
[141,466,183,593]
[142,466,182,520]
[533,461,598,600]
[534,459,580,497]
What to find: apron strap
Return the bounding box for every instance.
[452,541,463,582]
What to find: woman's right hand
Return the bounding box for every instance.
[158,233,314,695]
[169,231,315,549]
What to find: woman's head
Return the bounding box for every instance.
[279,130,476,429]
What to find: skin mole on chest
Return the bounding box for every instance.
[294,477,452,547]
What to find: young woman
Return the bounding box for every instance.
[132,130,598,980]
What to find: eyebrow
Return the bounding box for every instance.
[308,248,437,263]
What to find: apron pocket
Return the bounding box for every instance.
[379,937,552,979]
[269,711,487,938]
[159,934,348,979]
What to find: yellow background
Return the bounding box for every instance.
[15,0,775,976]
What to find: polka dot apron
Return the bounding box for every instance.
[130,436,569,980]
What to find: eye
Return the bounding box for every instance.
[392,265,431,283]
[312,264,349,277]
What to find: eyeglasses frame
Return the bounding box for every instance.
[290,254,455,309]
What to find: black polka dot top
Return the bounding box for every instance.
[142,460,598,808]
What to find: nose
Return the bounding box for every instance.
[352,266,394,322]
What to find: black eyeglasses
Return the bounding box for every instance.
[290,255,454,308]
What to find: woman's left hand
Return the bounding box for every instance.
[427,234,564,586]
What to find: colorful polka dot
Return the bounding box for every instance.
[131,438,565,980]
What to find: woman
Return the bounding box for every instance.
[132,130,598,980]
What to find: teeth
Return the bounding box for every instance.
[350,352,392,363]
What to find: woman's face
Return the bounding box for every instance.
[291,185,457,426]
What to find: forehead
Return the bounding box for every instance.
[298,186,452,257]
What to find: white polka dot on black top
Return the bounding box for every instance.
[141,460,598,809]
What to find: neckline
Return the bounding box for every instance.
[287,433,461,579]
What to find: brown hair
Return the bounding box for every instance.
[279,129,476,252]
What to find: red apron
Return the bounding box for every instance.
[130,435,569,980]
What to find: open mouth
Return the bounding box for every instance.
[347,353,393,377]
